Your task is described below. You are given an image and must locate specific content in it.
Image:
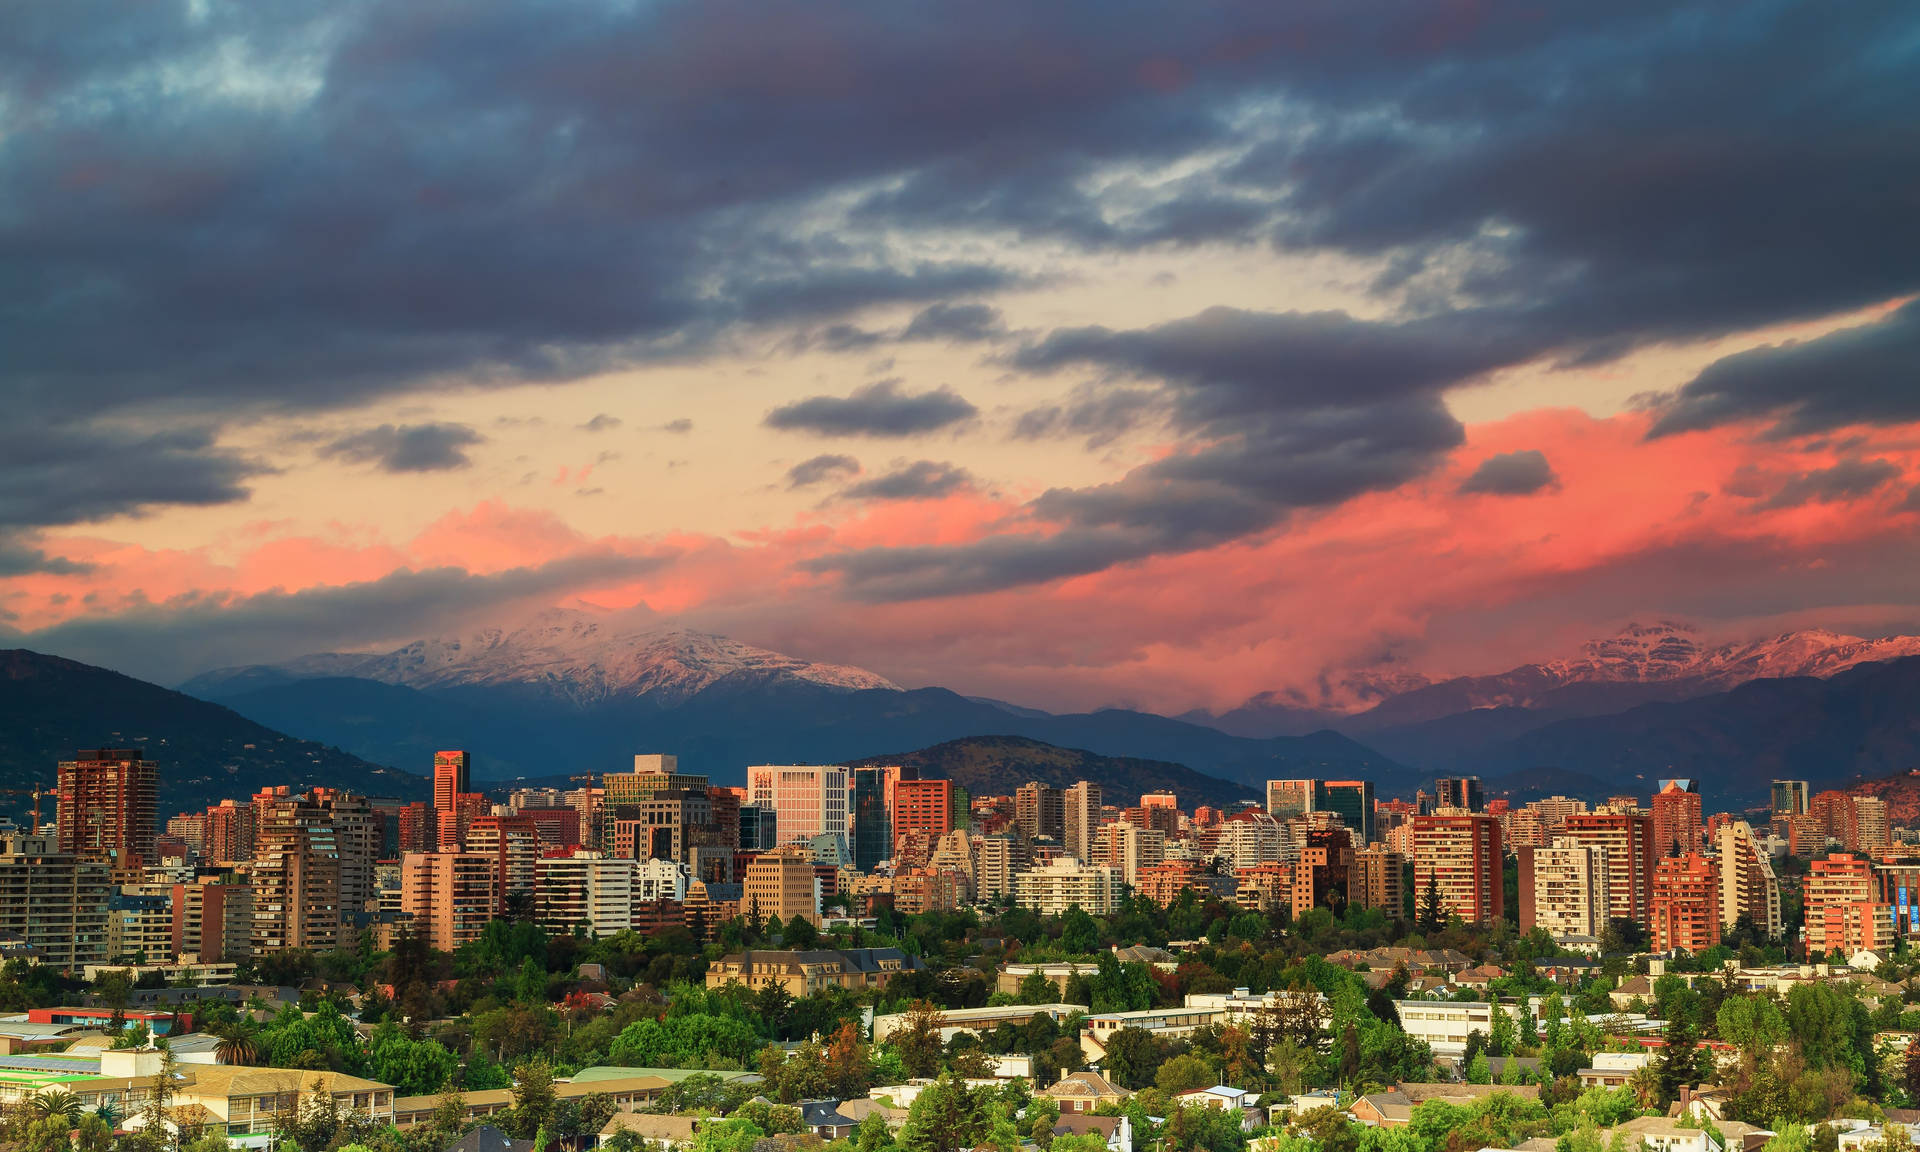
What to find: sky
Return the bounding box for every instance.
[3,0,1920,715]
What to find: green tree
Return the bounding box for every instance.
[1467,1052,1492,1084]
[894,1000,947,1080]
[1061,907,1102,954]
[900,1075,991,1152]
[506,1057,557,1140]
[783,916,820,950]
[1100,1027,1163,1091]
[1156,1053,1217,1094]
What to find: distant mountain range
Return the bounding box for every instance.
[0,650,424,821]
[184,610,898,706]
[159,614,1920,809]
[846,735,1258,812]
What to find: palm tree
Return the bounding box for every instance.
[215,1031,260,1066]
[31,1089,82,1123]
[92,1101,120,1129]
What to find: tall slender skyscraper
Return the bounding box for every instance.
[852,765,902,871]
[747,765,850,852]
[433,750,470,813]
[57,748,158,867]
[1064,781,1102,862]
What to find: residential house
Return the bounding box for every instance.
[799,1102,858,1141]
[598,1114,701,1150]
[1175,1086,1262,1130]
[1054,1115,1132,1152]
[1045,1071,1130,1114]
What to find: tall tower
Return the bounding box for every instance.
[57,748,158,867]
[1411,812,1503,923]
[1650,780,1703,857]
[250,795,342,953]
[1064,781,1102,862]
[433,750,470,813]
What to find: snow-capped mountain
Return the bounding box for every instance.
[1203,621,1920,738]
[184,609,899,707]
[1507,621,1920,695]
[1345,621,1920,729]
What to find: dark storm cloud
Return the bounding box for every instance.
[1459,450,1560,496]
[842,461,974,501]
[1649,300,1920,439]
[1759,459,1902,510]
[660,419,695,434]
[765,381,979,437]
[0,541,92,578]
[580,414,622,432]
[902,303,1005,342]
[1013,388,1164,447]
[787,454,863,488]
[0,425,260,529]
[4,0,1917,589]
[11,550,673,686]
[814,306,1521,598]
[320,424,485,473]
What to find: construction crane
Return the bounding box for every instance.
[0,786,51,835]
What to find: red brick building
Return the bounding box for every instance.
[1650,853,1720,953]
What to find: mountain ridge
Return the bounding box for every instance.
[0,650,426,819]
[183,608,899,709]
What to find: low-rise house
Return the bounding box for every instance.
[1350,1084,1540,1129]
[394,1074,671,1129]
[448,1127,537,1152]
[1055,1114,1132,1152]
[1045,1071,1129,1114]
[599,1114,702,1150]
[1601,1116,1773,1152]
[799,1102,857,1141]
[1392,1001,1497,1057]
[1176,1086,1261,1129]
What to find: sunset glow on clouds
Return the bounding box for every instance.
[3,1,1918,713]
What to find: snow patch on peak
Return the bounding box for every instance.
[212,609,900,706]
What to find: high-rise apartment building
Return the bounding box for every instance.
[108,885,174,963]
[1411,812,1503,923]
[1433,777,1485,814]
[1526,796,1589,833]
[172,876,254,963]
[1519,841,1610,943]
[1561,811,1657,926]
[1771,780,1810,817]
[1215,810,1286,870]
[892,779,953,858]
[1016,782,1066,841]
[1810,790,1858,852]
[1716,820,1781,938]
[1650,780,1703,857]
[466,814,544,912]
[399,851,499,951]
[535,851,636,937]
[972,835,1014,903]
[0,835,110,971]
[1291,827,1355,916]
[1064,782,1102,862]
[747,766,850,853]
[1806,854,1893,957]
[251,796,342,953]
[1266,780,1317,819]
[742,845,819,926]
[1092,822,1165,885]
[1854,796,1891,856]
[1352,846,1406,916]
[202,799,255,863]
[311,789,379,926]
[57,749,158,867]
[1320,781,1375,843]
[1651,853,1720,953]
[432,751,470,813]
[1013,856,1125,915]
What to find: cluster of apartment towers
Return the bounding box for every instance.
[6,751,1904,976]
[1365,776,1902,959]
